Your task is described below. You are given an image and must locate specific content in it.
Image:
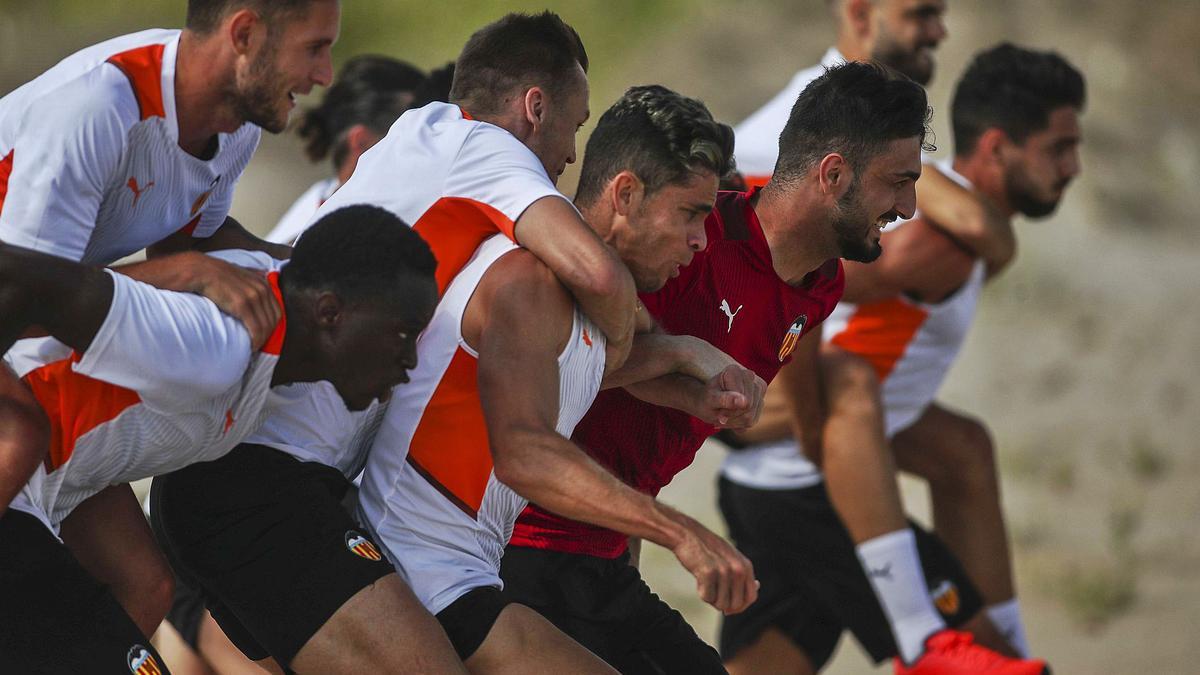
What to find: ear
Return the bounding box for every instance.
[314,291,343,329]
[816,153,852,199]
[227,9,260,57]
[845,0,874,37]
[521,86,547,130]
[975,127,1012,167]
[609,170,642,218]
[344,124,380,159]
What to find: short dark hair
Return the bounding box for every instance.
[450,11,589,117]
[283,205,437,303]
[575,85,733,206]
[951,43,1086,157]
[186,0,317,34]
[297,56,427,169]
[772,61,933,185]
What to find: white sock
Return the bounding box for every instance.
[857,529,946,663]
[987,598,1030,657]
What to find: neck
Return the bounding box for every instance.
[575,199,616,246]
[175,30,243,156]
[268,295,322,387]
[834,34,870,63]
[952,154,1016,219]
[754,183,838,285]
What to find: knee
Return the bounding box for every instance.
[928,418,997,492]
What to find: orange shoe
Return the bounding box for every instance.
[894,630,1050,675]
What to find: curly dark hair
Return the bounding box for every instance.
[575,85,734,206]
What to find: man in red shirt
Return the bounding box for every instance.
[504,62,944,673]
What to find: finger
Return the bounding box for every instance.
[696,568,717,608]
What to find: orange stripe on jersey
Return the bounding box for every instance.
[23,358,141,472]
[744,174,771,189]
[0,149,12,216]
[406,347,492,518]
[412,197,517,293]
[262,272,287,355]
[107,44,166,120]
[829,299,929,382]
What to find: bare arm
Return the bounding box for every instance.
[778,327,827,464]
[0,364,48,518]
[148,215,293,261]
[916,166,1015,275]
[0,243,113,355]
[842,218,979,305]
[513,196,638,369]
[469,255,757,614]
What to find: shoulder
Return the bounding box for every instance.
[22,65,139,140]
[474,249,574,348]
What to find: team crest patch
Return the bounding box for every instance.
[346,530,383,561]
[127,645,163,675]
[777,314,808,362]
[931,579,961,616]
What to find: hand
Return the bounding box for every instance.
[179,254,280,351]
[666,507,758,615]
[709,364,766,429]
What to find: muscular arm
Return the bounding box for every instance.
[842,217,978,305]
[148,215,292,261]
[0,364,49,517]
[513,196,638,369]
[468,252,757,614]
[0,243,113,355]
[916,166,1015,275]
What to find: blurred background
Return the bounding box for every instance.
[3,1,1198,672]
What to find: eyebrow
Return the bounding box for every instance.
[897,170,922,181]
[687,201,715,213]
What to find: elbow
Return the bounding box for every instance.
[574,254,631,303]
[490,433,546,498]
[0,397,50,473]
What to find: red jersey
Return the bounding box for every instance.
[510,189,845,558]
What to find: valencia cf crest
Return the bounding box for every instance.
[346,530,384,561]
[931,579,961,616]
[127,645,163,675]
[777,315,808,362]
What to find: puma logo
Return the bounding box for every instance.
[867,562,893,581]
[719,299,743,333]
[127,177,155,207]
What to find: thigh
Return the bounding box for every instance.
[469,602,616,675]
[151,444,393,667]
[0,509,171,675]
[890,402,984,479]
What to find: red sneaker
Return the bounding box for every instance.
[894,630,1050,674]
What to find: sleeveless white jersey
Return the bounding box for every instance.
[244,101,566,478]
[734,48,845,184]
[4,251,286,533]
[358,234,607,614]
[0,29,260,264]
[722,162,986,490]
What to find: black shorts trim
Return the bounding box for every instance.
[500,546,725,675]
[435,586,511,660]
[0,509,171,674]
[151,443,394,665]
[717,476,983,667]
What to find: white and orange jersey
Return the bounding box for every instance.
[722,162,986,490]
[244,101,567,478]
[358,234,607,614]
[734,48,844,186]
[4,252,285,533]
[0,29,259,265]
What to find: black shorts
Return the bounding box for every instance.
[150,443,393,666]
[717,477,983,669]
[435,585,512,661]
[500,546,725,675]
[0,509,172,675]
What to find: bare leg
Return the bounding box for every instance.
[60,483,174,637]
[817,346,907,542]
[466,604,616,675]
[151,619,217,675]
[290,573,467,674]
[724,626,814,675]
[891,403,1015,605]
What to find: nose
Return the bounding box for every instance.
[566,140,578,166]
[926,16,948,45]
[688,220,708,252]
[313,54,334,88]
[896,182,917,220]
[1061,147,1082,181]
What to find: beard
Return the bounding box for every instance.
[872,34,936,86]
[232,40,289,133]
[1005,164,1067,218]
[831,178,884,263]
